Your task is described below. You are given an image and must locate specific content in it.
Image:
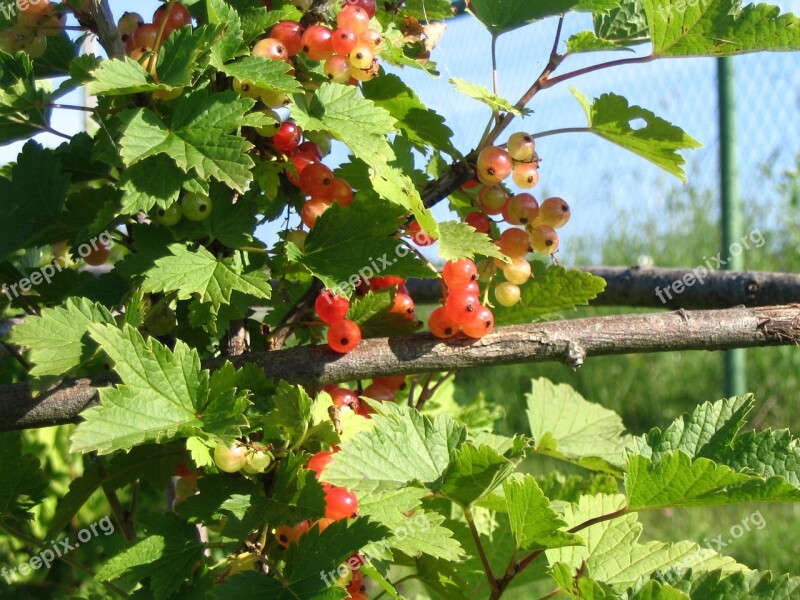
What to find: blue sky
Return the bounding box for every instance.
[2,0,799,263]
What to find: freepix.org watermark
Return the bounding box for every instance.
[319,513,431,587]
[0,0,44,21]
[654,509,767,583]
[655,0,712,22]
[1,516,115,584]
[1,232,114,301]
[654,228,765,304]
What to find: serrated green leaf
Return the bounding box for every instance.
[291,82,396,163]
[139,243,270,311]
[119,92,260,193]
[629,396,754,463]
[567,31,633,52]
[546,494,745,589]
[504,474,584,551]
[292,201,434,291]
[549,561,619,599]
[70,324,207,454]
[440,444,523,507]
[370,162,439,239]
[214,56,302,94]
[719,428,800,486]
[95,513,203,600]
[437,220,508,262]
[527,379,628,474]
[595,0,650,44]
[626,451,800,509]
[88,58,164,96]
[119,155,189,214]
[0,432,47,522]
[678,568,800,599]
[571,88,702,181]
[323,405,467,494]
[468,0,620,34]
[450,77,526,115]
[7,297,115,377]
[362,74,459,157]
[347,290,420,337]
[492,264,607,325]
[643,0,800,57]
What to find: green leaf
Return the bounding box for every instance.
[595,0,650,45]
[119,155,189,215]
[322,405,467,494]
[526,379,628,474]
[625,451,800,509]
[214,55,302,94]
[140,243,271,311]
[440,444,524,507]
[437,220,508,262]
[261,381,313,445]
[677,568,800,599]
[468,0,620,34]
[362,74,459,157]
[88,58,163,96]
[630,396,754,462]
[450,77,527,115]
[546,494,745,589]
[549,561,619,599]
[0,432,47,522]
[347,290,420,338]
[70,324,207,454]
[261,453,326,524]
[643,0,800,57]
[290,82,396,163]
[492,264,607,325]
[567,31,633,52]
[291,201,434,291]
[0,53,52,145]
[173,192,258,249]
[357,488,464,560]
[370,162,439,239]
[719,428,800,486]
[0,141,69,258]
[119,91,260,193]
[504,474,584,551]
[571,88,702,181]
[7,297,114,377]
[95,513,204,600]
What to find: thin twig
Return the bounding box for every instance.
[530,126,591,139]
[464,507,499,593]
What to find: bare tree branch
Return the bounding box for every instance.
[1,305,798,432]
[406,267,800,310]
[88,0,125,60]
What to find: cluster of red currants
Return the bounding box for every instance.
[324,373,407,417]
[315,290,362,354]
[120,3,192,62]
[428,258,495,339]
[0,1,66,58]
[464,133,571,307]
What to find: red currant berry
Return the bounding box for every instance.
[452,280,480,296]
[502,257,531,285]
[324,486,359,520]
[476,146,513,185]
[444,289,481,325]
[477,184,508,216]
[270,20,304,56]
[307,451,333,478]
[343,0,376,18]
[512,161,540,189]
[465,211,490,234]
[316,290,350,324]
[330,178,354,206]
[331,27,358,55]
[535,197,571,229]
[286,150,318,186]
[362,383,394,402]
[359,28,384,53]
[495,281,521,306]
[390,292,415,318]
[337,5,370,34]
[369,276,405,290]
[529,224,560,254]
[276,520,311,548]
[252,37,288,60]
[504,193,539,226]
[372,375,405,390]
[428,306,458,339]
[330,387,360,411]
[296,141,323,159]
[302,25,334,61]
[461,305,494,339]
[506,132,536,162]
[299,162,335,199]
[442,258,478,287]
[496,228,530,259]
[408,220,435,246]
[300,198,329,228]
[153,2,192,38]
[324,54,352,83]
[272,121,302,153]
[327,320,362,353]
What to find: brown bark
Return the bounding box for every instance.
[1,305,798,432]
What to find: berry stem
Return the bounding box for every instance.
[541,53,656,90]
[147,0,177,82]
